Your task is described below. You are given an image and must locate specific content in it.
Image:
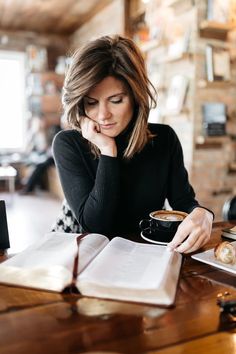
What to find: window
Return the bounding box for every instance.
[0,51,26,152]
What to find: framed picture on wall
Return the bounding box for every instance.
[148,91,165,124]
[207,0,230,23]
[26,45,48,73]
[206,45,231,82]
[164,75,188,116]
[202,102,227,136]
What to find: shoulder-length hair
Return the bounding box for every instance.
[63,35,156,159]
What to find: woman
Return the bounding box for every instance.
[53,35,213,253]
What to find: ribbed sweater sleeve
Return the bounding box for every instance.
[53,130,120,233]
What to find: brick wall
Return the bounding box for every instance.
[191,138,235,220]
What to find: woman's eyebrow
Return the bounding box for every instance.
[84,95,97,100]
[108,92,126,99]
[85,92,126,100]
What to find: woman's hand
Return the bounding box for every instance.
[80,117,117,157]
[168,207,213,253]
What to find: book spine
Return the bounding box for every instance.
[207,0,213,21]
[206,45,214,82]
[69,233,89,293]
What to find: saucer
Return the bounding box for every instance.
[140,228,175,245]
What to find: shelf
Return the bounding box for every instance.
[196,141,223,149]
[212,188,233,196]
[197,80,235,89]
[199,21,234,40]
[195,136,229,149]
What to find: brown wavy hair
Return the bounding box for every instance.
[62,35,157,159]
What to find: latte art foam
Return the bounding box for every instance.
[152,211,187,222]
[158,214,184,221]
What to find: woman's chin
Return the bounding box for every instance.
[101,129,120,138]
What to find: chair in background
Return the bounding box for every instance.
[222,196,236,221]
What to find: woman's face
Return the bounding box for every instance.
[83,76,134,138]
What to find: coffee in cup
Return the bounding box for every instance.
[139,210,188,244]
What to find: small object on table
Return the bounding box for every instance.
[214,241,236,265]
[217,292,236,315]
[222,225,236,240]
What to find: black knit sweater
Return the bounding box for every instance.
[53,123,201,236]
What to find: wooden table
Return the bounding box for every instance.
[0,222,236,354]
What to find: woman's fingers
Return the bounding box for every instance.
[80,117,117,157]
[168,219,193,250]
[81,117,100,140]
[168,208,212,254]
[175,231,207,253]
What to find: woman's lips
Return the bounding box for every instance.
[100,123,116,130]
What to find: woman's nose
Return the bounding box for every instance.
[97,103,112,121]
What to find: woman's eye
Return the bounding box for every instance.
[111,98,123,104]
[86,101,97,106]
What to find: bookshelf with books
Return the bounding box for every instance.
[199,21,233,40]
[27,71,64,128]
[25,44,67,129]
[192,0,236,219]
[129,0,196,171]
[128,0,236,220]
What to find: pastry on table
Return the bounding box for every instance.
[214,241,236,265]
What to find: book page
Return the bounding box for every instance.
[0,232,109,292]
[3,232,78,270]
[77,233,109,273]
[0,232,79,291]
[77,237,174,289]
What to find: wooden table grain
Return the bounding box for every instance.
[0,222,236,354]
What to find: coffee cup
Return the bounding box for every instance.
[139,210,188,244]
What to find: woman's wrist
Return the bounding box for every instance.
[193,206,214,221]
[100,145,117,157]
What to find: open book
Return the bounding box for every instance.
[0,232,182,306]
